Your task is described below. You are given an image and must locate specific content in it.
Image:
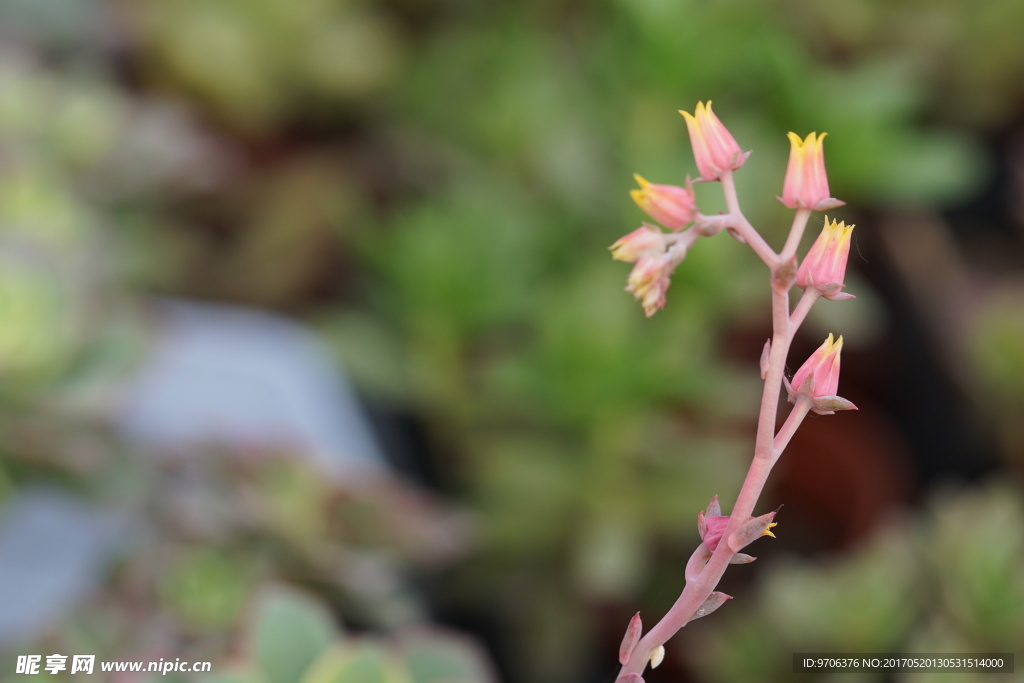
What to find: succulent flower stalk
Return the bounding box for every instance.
[610,102,858,680]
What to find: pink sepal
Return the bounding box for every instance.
[619,613,643,665]
[687,591,732,623]
[727,511,777,552]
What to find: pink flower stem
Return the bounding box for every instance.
[780,208,812,262]
[772,396,812,465]
[616,179,818,681]
[790,288,820,330]
[719,172,778,267]
[665,229,700,266]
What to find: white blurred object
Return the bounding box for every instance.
[0,490,126,646]
[116,299,385,476]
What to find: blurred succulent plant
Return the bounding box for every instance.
[189,584,496,683]
[0,446,476,676]
[124,0,405,133]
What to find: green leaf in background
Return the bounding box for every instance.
[246,584,340,683]
[302,642,409,683]
[926,483,1024,649]
[163,548,255,630]
[0,258,73,383]
[397,631,497,683]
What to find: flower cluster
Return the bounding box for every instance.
[611,102,859,682]
[611,101,858,319]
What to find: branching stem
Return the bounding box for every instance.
[616,175,817,680]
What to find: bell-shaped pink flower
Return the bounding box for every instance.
[626,254,673,317]
[610,223,666,263]
[679,101,749,181]
[797,217,854,300]
[791,333,843,398]
[788,334,857,414]
[778,132,844,211]
[630,174,696,230]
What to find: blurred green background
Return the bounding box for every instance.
[1,0,1023,681]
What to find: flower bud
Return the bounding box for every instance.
[679,101,749,181]
[788,334,858,415]
[701,509,777,553]
[626,254,673,317]
[789,333,844,404]
[797,217,855,300]
[619,613,642,665]
[610,223,666,263]
[727,511,778,552]
[630,175,696,230]
[697,513,729,552]
[778,132,844,211]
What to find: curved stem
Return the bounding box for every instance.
[719,172,778,268]
[684,544,711,583]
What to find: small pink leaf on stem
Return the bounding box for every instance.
[816,282,845,298]
[760,340,771,380]
[687,591,732,623]
[705,494,721,518]
[650,645,666,669]
[697,495,721,542]
[618,612,642,665]
[810,395,858,415]
[730,553,757,564]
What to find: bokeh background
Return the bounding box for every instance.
[1,0,1024,681]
